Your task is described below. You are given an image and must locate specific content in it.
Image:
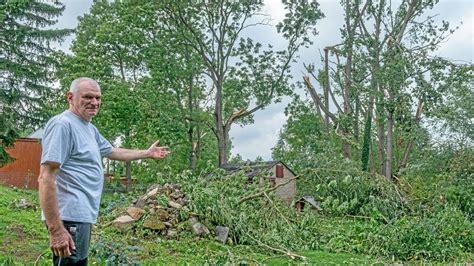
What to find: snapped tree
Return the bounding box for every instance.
[300,0,465,179]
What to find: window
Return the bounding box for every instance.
[276,165,284,178]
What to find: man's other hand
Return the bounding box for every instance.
[49,227,75,257]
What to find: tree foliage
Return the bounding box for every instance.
[55,1,217,176]
[0,0,71,165]
[161,0,323,165]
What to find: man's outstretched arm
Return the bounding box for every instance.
[106,140,170,161]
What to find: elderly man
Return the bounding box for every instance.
[38,77,170,265]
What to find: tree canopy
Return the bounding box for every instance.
[0,0,71,165]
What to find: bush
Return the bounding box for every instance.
[369,206,473,261]
[403,148,474,220]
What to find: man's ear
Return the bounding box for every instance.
[67,91,73,104]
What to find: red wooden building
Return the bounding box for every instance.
[0,128,132,190]
[0,138,42,189]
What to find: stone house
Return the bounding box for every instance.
[220,161,297,205]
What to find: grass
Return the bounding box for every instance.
[0,185,379,265]
[0,186,49,264]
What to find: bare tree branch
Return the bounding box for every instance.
[303,76,338,122]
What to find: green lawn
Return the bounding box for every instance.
[0,186,49,264]
[0,186,380,265]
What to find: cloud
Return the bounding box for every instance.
[434,4,474,62]
[53,0,93,52]
[230,103,287,160]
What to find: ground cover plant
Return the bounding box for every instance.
[0,187,49,264]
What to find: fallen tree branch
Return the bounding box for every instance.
[263,192,295,227]
[34,250,49,266]
[245,232,306,261]
[238,176,298,204]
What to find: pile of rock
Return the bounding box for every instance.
[15,198,36,210]
[112,183,224,241]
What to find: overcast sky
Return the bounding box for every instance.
[55,0,473,160]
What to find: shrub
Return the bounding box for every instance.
[369,206,473,261]
[151,163,472,262]
[403,146,473,219]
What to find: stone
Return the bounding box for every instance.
[135,199,146,208]
[15,198,35,209]
[190,222,210,236]
[136,187,160,207]
[168,214,179,225]
[147,184,163,193]
[170,184,181,190]
[157,209,170,221]
[112,215,135,229]
[126,207,145,220]
[166,229,178,238]
[188,217,199,226]
[215,226,229,244]
[160,184,174,196]
[168,200,183,209]
[144,187,159,199]
[143,219,166,231]
[170,190,184,200]
[180,196,190,206]
[164,222,173,228]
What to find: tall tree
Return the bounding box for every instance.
[162,0,323,165]
[56,1,216,181]
[299,0,463,180]
[302,0,368,161]
[0,0,71,165]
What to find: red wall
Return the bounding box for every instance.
[0,138,41,189]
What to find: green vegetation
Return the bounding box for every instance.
[2,150,471,264]
[0,1,72,165]
[0,185,379,265]
[0,187,49,263]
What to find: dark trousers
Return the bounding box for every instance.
[47,221,92,266]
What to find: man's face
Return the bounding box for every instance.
[67,81,102,121]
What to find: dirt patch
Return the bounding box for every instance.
[8,224,27,240]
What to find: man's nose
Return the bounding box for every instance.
[90,98,99,106]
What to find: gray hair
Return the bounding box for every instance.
[69,77,100,93]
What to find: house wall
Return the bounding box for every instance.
[272,164,296,205]
[0,138,41,189]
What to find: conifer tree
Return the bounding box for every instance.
[0,0,71,164]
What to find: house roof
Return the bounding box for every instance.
[296,196,322,210]
[26,128,44,139]
[220,160,296,179]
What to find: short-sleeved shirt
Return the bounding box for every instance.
[41,110,113,223]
